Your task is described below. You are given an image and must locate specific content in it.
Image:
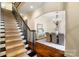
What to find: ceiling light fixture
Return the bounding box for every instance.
[20,13,23,16]
[30,5,33,9]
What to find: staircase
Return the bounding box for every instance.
[0,8,37,57]
[0,9,27,57]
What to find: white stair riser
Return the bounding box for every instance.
[0,38,5,42]
[0,44,5,48]
[0,51,6,56]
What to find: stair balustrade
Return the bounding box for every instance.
[12,3,36,53]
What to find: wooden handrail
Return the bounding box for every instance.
[13,2,21,8]
[16,2,21,8]
[17,11,35,32]
[12,3,35,32]
[12,3,36,51]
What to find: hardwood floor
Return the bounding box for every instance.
[35,42,64,57]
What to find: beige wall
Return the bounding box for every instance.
[65,3,79,56]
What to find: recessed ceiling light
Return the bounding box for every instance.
[20,13,23,16]
[30,6,33,9]
[23,16,27,20]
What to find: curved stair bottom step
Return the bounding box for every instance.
[6,45,27,57]
[15,52,30,57]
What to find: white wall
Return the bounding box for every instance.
[59,11,65,34]
[1,2,12,11]
[34,16,55,33]
[65,3,79,56]
[34,11,65,34]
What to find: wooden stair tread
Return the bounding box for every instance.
[5,26,18,28]
[5,29,19,32]
[6,27,17,30]
[6,42,24,50]
[5,21,17,24]
[15,52,29,57]
[5,25,17,26]
[5,22,16,23]
[6,31,20,33]
[5,24,18,28]
[6,36,22,40]
[6,32,20,34]
[6,39,24,50]
[6,30,19,32]
[5,19,16,23]
[6,38,22,42]
[6,33,20,37]
[6,45,26,57]
[5,27,18,29]
[6,40,23,46]
[5,23,17,24]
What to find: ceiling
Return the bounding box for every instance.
[18,2,45,15]
[37,11,65,21]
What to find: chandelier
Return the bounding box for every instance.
[52,11,62,35]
